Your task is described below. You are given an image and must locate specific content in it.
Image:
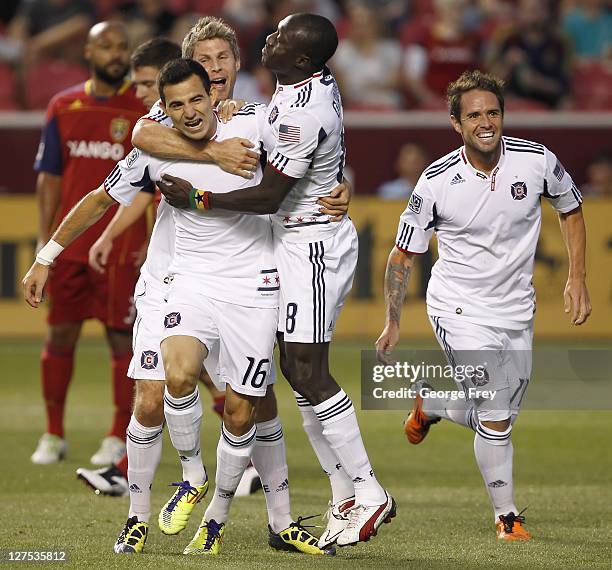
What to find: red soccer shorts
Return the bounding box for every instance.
[46,259,138,331]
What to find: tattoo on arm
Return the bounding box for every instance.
[384,247,414,326]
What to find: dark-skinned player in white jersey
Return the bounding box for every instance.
[157,13,396,548]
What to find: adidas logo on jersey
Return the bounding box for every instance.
[450,173,465,185]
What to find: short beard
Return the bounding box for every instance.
[94,64,128,87]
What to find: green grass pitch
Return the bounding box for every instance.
[0,339,610,569]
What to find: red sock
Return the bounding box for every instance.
[41,343,75,438]
[109,352,134,439]
[115,452,128,477]
[213,395,225,420]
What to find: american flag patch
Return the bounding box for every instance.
[278,124,300,142]
[553,159,565,182]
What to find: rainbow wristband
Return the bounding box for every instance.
[188,187,211,210]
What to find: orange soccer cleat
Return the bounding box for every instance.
[496,511,531,541]
[403,385,440,445]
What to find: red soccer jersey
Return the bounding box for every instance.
[402,20,482,97]
[35,79,148,263]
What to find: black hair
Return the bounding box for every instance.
[158,58,211,103]
[131,38,181,70]
[290,13,338,69]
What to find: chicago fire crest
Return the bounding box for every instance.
[510,181,527,200]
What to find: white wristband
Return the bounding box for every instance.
[36,240,64,266]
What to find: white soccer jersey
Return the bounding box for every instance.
[263,67,346,243]
[395,136,583,328]
[104,104,277,309]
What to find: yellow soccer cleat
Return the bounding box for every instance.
[269,517,336,556]
[158,480,208,535]
[183,518,225,555]
[114,516,148,554]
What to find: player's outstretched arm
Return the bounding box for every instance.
[132,120,259,178]
[36,172,62,252]
[158,166,297,214]
[89,192,154,273]
[559,206,591,325]
[22,187,115,307]
[376,246,417,364]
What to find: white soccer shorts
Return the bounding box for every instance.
[276,218,358,344]
[161,278,278,397]
[428,315,533,421]
[127,277,225,389]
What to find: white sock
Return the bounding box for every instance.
[205,423,257,524]
[163,386,205,485]
[420,384,478,430]
[126,416,163,522]
[313,389,386,507]
[251,417,292,532]
[474,422,517,520]
[295,392,354,504]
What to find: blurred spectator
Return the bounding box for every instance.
[223,0,267,29]
[487,0,572,108]
[8,0,95,66]
[332,1,403,110]
[401,0,482,109]
[581,153,612,198]
[348,0,411,34]
[562,0,612,62]
[110,0,178,49]
[470,0,516,42]
[376,142,428,200]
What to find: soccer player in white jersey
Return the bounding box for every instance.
[376,70,591,541]
[73,36,232,500]
[23,58,334,557]
[129,16,349,556]
[67,37,264,550]
[157,13,396,548]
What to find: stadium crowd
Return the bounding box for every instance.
[0,0,610,111]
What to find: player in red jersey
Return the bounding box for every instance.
[31,21,148,466]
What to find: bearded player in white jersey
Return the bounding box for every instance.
[376,70,591,541]
[157,13,396,548]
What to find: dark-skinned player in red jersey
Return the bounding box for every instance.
[31,21,148,467]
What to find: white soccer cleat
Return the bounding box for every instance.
[318,496,355,548]
[336,492,396,546]
[90,436,126,466]
[31,433,67,465]
[76,465,129,497]
[234,465,262,497]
